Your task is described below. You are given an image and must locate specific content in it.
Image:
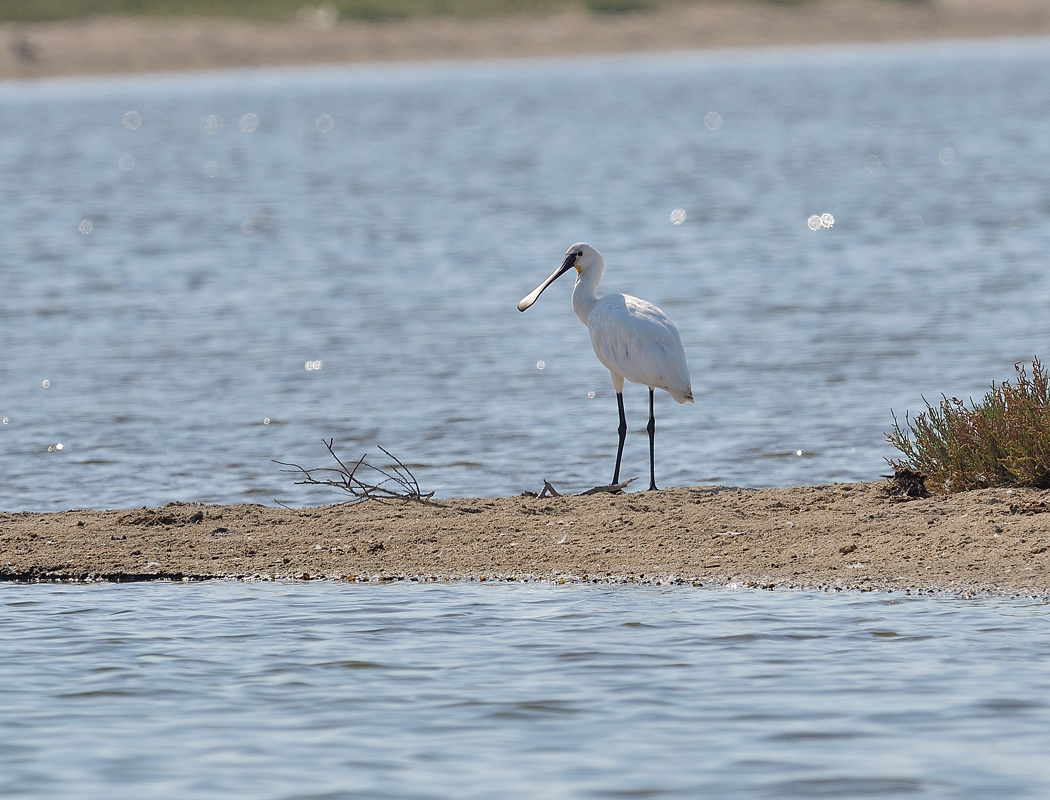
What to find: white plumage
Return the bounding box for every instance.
[586,294,693,404]
[518,242,693,490]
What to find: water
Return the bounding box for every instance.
[3,40,1050,509]
[0,581,1048,798]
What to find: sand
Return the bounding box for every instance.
[4,482,1050,593]
[2,0,1050,81]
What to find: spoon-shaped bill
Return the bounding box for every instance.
[517,254,575,312]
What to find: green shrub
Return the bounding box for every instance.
[887,358,1050,493]
[584,0,652,14]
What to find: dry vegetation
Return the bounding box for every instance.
[274,441,446,506]
[0,0,891,23]
[889,360,1050,494]
[0,0,567,22]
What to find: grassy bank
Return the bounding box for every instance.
[2,2,1043,97]
[0,0,559,21]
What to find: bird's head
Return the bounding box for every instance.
[565,242,602,274]
[517,243,602,312]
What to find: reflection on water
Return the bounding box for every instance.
[1,40,1050,510]
[1,582,1049,798]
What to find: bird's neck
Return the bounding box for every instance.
[571,266,603,325]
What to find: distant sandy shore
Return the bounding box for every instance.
[4,482,1050,594]
[2,0,1049,81]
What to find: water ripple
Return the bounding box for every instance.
[1,583,1050,798]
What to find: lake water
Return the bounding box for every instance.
[2,581,1050,799]
[3,39,1050,510]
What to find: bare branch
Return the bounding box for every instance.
[273,441,448,507]
[579,478,637,495]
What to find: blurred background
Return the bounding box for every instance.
[2,0,1049,79]
[0,0,965,22]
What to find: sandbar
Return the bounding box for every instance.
[4,482,1050,594]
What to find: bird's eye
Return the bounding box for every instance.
[576,250,583,257]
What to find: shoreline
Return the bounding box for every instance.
[2,1,1050,81]
[4,482,1050,594]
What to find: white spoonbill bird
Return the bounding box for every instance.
[518,243,693,491]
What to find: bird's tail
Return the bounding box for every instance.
[668,387,694,404]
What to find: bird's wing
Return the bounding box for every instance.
[587,294,693,403]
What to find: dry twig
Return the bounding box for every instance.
[274,440,448,507]
[529,477,636,497]
[539,479,561,498]
[579,478,637,495]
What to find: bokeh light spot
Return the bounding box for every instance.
[296,3,338,30]
[200,115,224,135]
[241,209,269,233]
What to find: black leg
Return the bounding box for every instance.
[647,388,657,491]
[612,392,627,484]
